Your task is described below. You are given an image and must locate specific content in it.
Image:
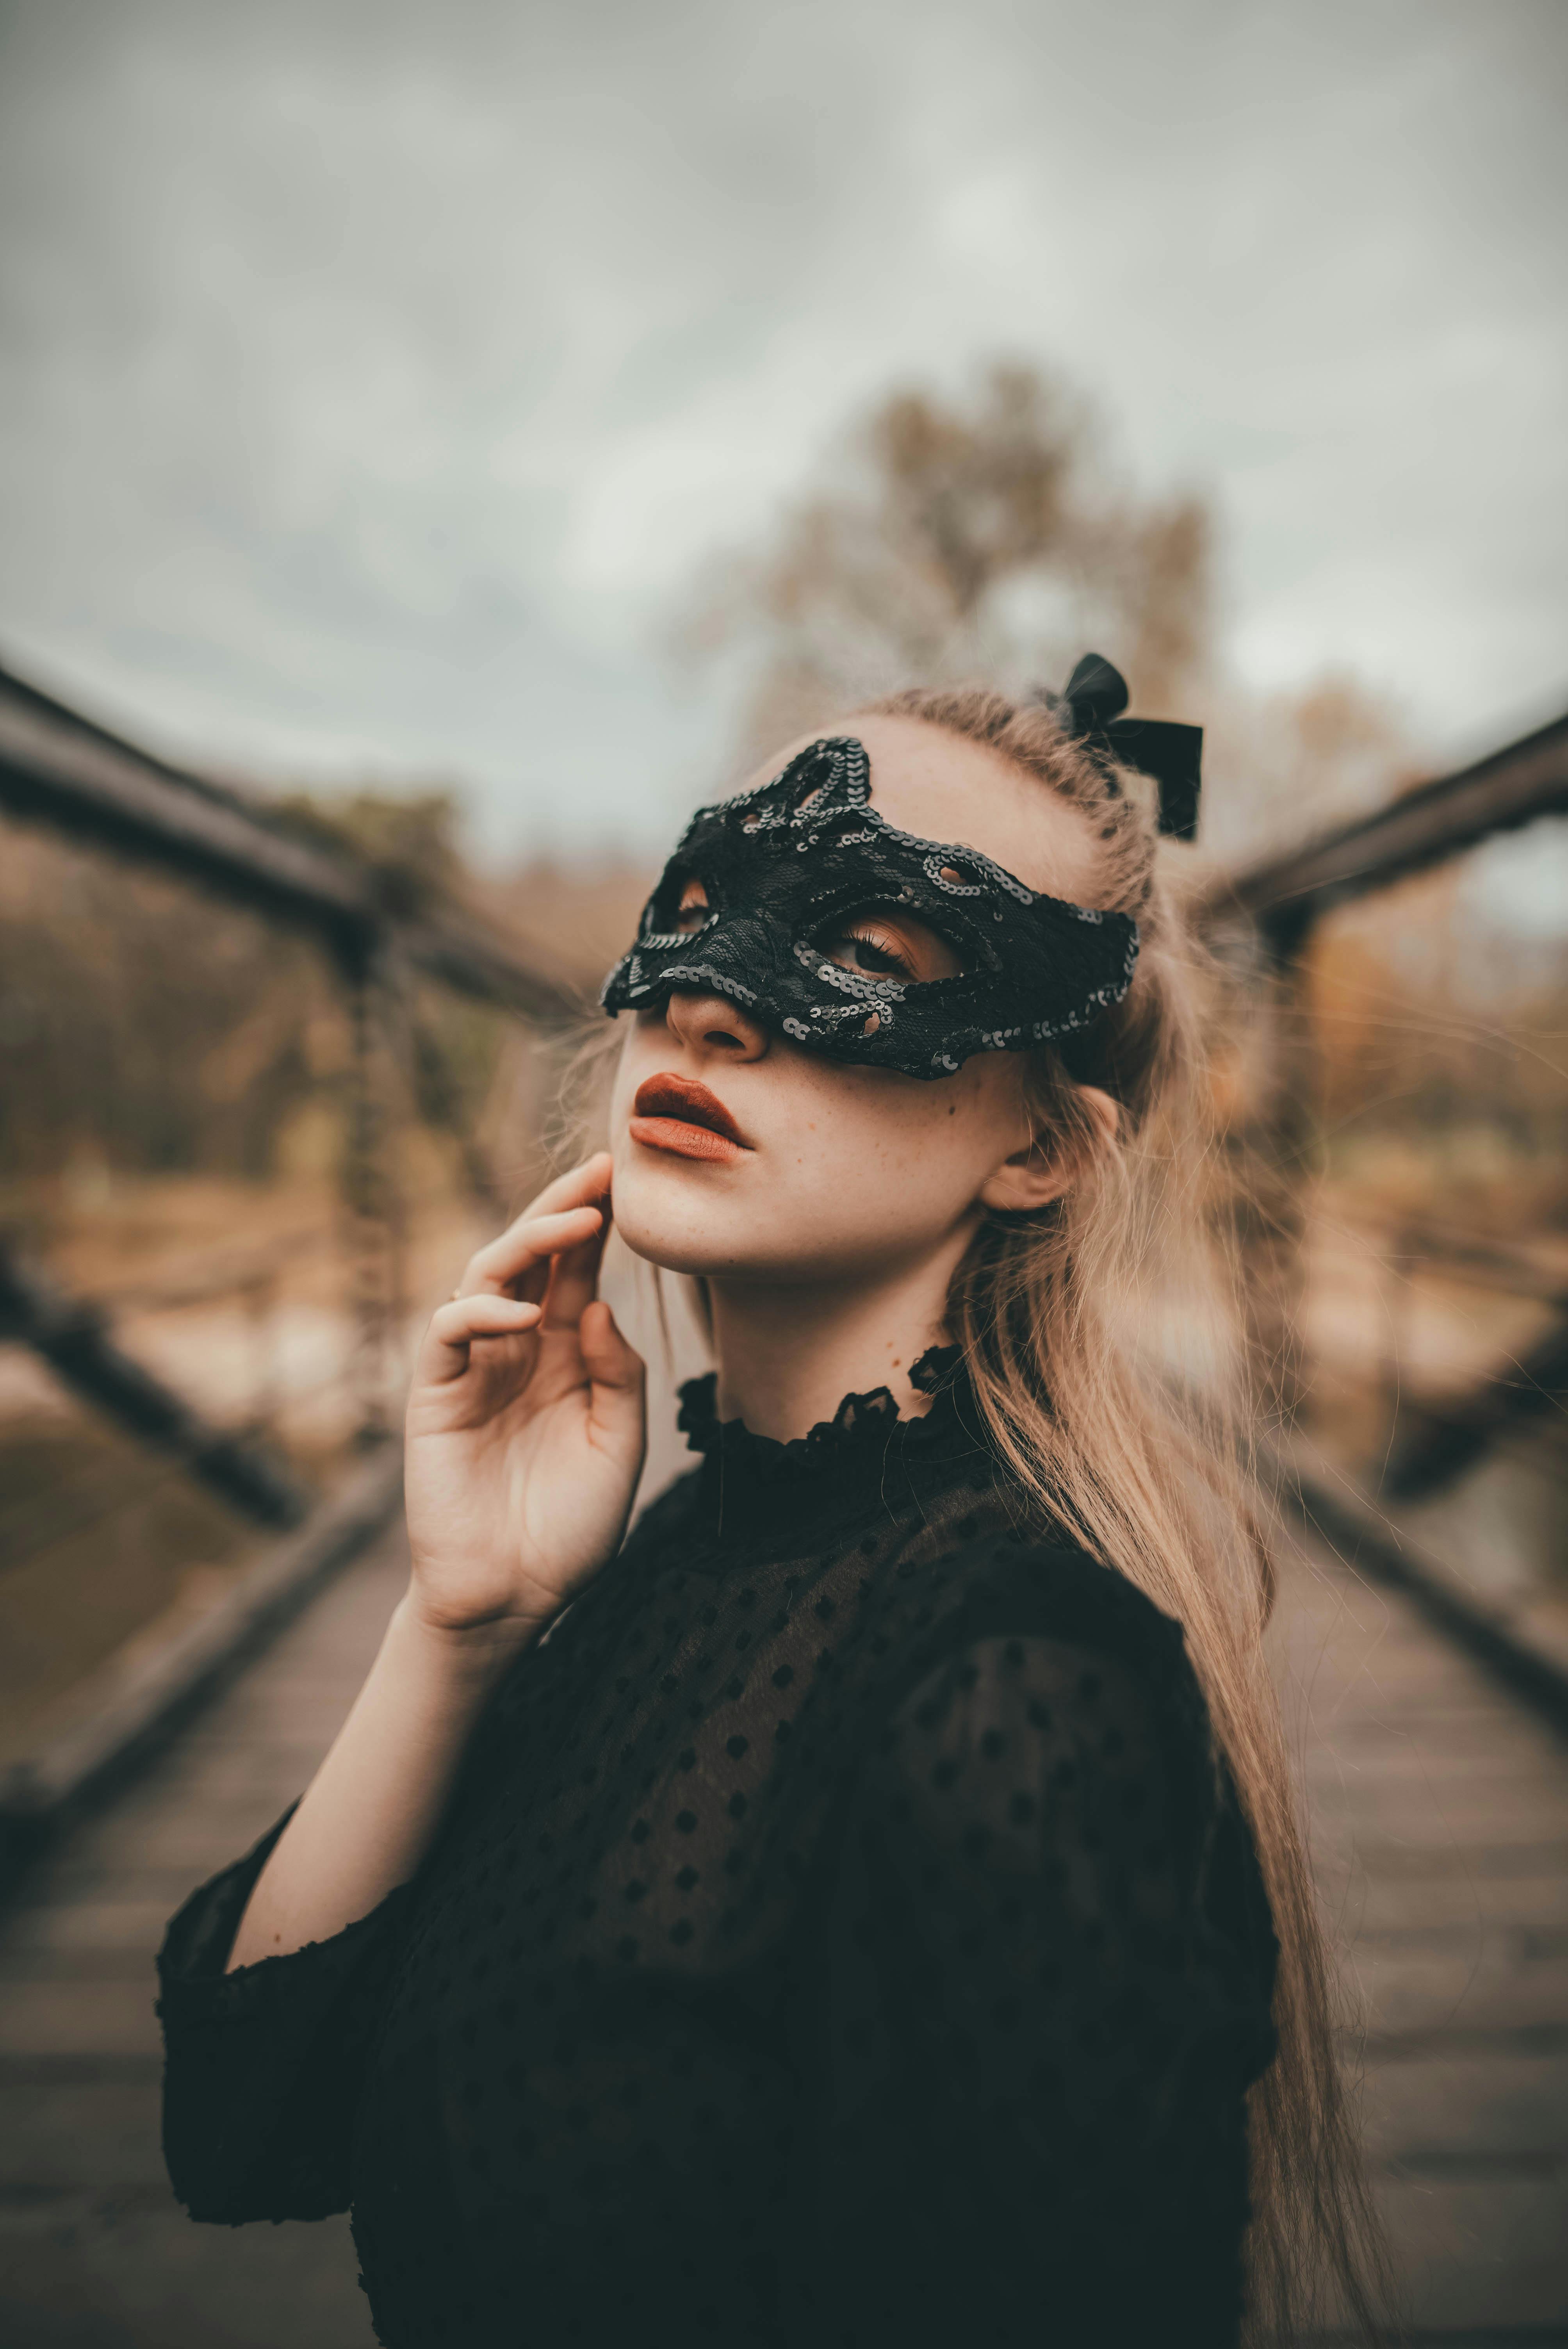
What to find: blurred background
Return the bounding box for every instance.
[0,1,1565,2342]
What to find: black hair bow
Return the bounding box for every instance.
[1044,652,1203,842]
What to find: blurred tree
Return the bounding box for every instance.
[272,788,465,920]
[0,787,503,1204]
[0,825,333,1196]
[1307,862,1568,1177]
[684,361,1214,765]
[680,357,1430,878]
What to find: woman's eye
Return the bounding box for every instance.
[831,923,914,977]
[819,911,962,983]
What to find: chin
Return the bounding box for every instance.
[611,1153,855,1285]
[610,1148,763,1278]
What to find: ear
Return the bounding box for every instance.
[977,1085,1120,1214]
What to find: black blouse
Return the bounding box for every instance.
[157,1349,1279,2349]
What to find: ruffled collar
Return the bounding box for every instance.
[675,1342,992,1545]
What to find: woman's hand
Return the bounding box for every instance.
[403,1153,646,1651]
[225,1157,641,1969]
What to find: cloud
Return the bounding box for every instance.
[0,0,1563,851]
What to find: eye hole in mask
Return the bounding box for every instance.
[813,903,964,986]
[640,870,717,945]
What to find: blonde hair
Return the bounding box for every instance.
[868,684,1392,2345]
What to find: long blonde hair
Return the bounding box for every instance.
[868,684,1392,2345]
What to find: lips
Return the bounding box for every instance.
[630,1073,750,1163]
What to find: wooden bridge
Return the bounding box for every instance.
[1,1508,1564,2345]
[1,667,1566,2343]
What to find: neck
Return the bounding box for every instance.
[707,1235,970,1443]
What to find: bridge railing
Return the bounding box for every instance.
[1202,704,1568,1729]
[0,661,588,1877]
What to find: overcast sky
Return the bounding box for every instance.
[1,0,1563,857]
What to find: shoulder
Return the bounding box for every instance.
[921,1528,1208,1756]
[866,1531,1222,1881]
[947,1527,1192,1668]
[877,1625,1176,1864]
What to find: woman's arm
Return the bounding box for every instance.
[160,1154,645,2222]
[225,1151,646,1971]
[224,1598,536,1968]
[159,1807,411,2222]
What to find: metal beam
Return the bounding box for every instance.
[0,1242,311,1531]
[1281,1451,1568,1743]
[1382,1317,1568,1502]
[0,660,583,1026]
[1203,709,1568,939]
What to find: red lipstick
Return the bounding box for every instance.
[630,1073,750,1164]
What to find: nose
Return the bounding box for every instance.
[659,989,770,1063]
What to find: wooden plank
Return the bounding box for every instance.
[1272,1531,1568,2336]
[0,1532,404,2346]
[1276,1435,1568,1741]
[0,1445,404,1849]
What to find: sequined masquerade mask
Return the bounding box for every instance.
[601,654,1201,1083]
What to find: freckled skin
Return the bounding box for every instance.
[609,716,1097,1290]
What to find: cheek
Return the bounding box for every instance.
[772,1061,1017,1223]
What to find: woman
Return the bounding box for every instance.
[159,662,1383,2346]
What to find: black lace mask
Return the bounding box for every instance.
[600,733,1140,1080]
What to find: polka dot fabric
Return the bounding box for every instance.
[159,1350,1279,2349]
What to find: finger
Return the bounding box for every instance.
[578,1300,646,1428]
[512,1152,613,1229]
[418,1295,542,1385]
[540,1210,613,1332]
[457,1155,612,1300]
[458,1205,603,1304]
